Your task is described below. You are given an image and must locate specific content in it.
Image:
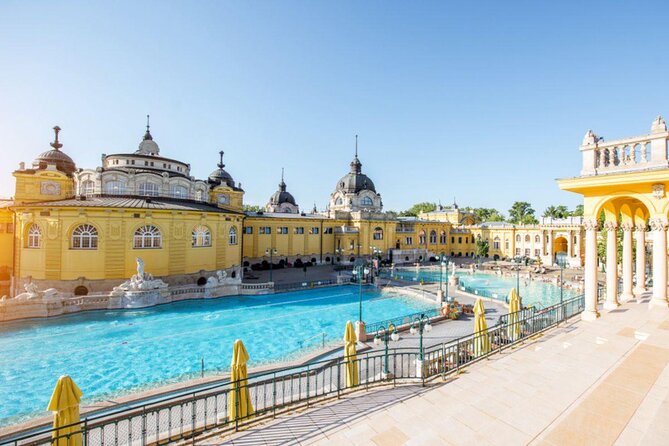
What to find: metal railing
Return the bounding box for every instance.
[1,294,585,446]
[273,279,336,292]
[365,308,442,334]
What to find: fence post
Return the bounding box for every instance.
[306,365,311,407]
[337,360,341,398]
[456,339,460,372]
[272,374,277,418]
[141,412,147,446]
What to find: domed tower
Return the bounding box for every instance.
[207,150,244,211]
[265,168,299,213]
[14,126,77,202]
[328,136,382,214]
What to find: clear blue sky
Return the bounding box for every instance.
[1,1,668,216]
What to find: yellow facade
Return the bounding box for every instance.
[0,124,587,297]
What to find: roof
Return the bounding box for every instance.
[0,200,14,209]
[12,195,244,214]
[245,212,324,220]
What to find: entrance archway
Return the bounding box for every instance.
[553,236,568,258]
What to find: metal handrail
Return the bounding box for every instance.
[0,294,585,446]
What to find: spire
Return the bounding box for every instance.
[217,150,225,169]
[50,126,63,150]
[350,134,362,174]
[143,114,153,141]
[312,202,317,213]
[453,197,458,209]
[279,167,286,191]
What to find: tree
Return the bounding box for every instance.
[572,204,584,216]
[508,202,538,224]
[243,204,263,213]
[543,205,569,219]
[475,238,489,258]
[400,202,436,217]
[472,207,505,223]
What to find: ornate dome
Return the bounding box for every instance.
[208,151,236,188]
[269,169,297,205]
[32,126,77,175]
[335,155,376,193]
[136,116,160,156]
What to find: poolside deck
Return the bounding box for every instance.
[198,293,669,445]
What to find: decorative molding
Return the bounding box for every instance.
[652,183,665,199]
[620,223,634,232]
[603,221,618,232]
[634,223,647,233]
[583,218,599,231]
[649,217,669,232]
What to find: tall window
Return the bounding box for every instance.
[360,196,373,206]
[105,181,126,195]
[515,234,521,242]
[192,225,211,247]
[534,235,540,243]
[439,231,447,244]
[138,182,160,197]
[373,227,383,240]
[493,237,500,250]
[429,230,437,244]
[134,225,161,248]
[171,185,188,199]
[80,180,95,195]
[72,224,98,249]
[405,236,413,245]
[26,224,41,248]
[419,231,426,245]
[229,226,238,245]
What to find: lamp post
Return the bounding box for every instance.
[352,263,370,322]
[410,313,433,361]
[265,248,277,282]
[436,253,449,302]
[374,323,399,377]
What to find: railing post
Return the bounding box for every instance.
[337,360,341,398]
[141,412,147,446]
[306,365,311,407]
[272,374,277,418]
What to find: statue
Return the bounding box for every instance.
[136,257,145,279]
[216,270,227,282]
[24,282,39,298]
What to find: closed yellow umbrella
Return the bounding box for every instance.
[228,339,254,422]
[507,288,521,341]
[344,321,359,387]
[473,298,490,357]
[47,375,83,446]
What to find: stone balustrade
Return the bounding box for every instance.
[580,116,669,176]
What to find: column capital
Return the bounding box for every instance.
[649,217,668,232]
[604,221,618,232]
[583,218,599,231]
[620,223,634,232]
[635,223,647,232]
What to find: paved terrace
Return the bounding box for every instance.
[197,294,669,446]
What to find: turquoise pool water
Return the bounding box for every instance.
[0,285,438,426]
[388,269,578,308]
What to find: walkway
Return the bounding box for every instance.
[197,294,669,445]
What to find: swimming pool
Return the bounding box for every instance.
[0,285,438,426]
[387,268,578,308]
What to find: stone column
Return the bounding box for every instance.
[604,221,620,310]
[620,223,634,302]
[582,218,600,320]
[567,230,573,259]
[634,224,647,296]
[650,218,669,309]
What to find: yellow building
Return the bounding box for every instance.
[0,123,587,298]
[559,115,669,320]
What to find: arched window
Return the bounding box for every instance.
[493,236,500,250]
[229,226,238,245]
[534,235,540,243]
[105,181,126,195]
[418,230,426,245]
[133,225,161,249]
[525,235,530,242]
[26,224,41,248]
[515,234,521,242]
[373,227,383,240]
[429,230,437,244]
[80,180,95,195]
[335,197,343,206]
[195,189,205,201]
[439,231,447,244]
[138,182,160,197]
[171,185,188,199]
[191,225,211,247]
[72,224,98,249]
[360,196,373,206]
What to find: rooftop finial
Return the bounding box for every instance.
[281,167,284,183]
[50,126,63,150]
[217,150,225,169]
[355,134,358,158]
[143,114,153,141]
